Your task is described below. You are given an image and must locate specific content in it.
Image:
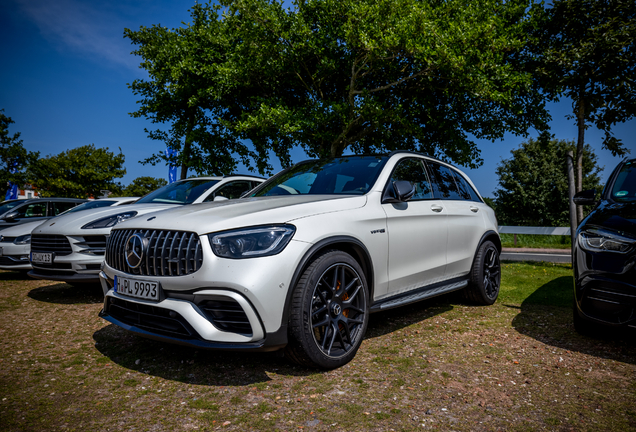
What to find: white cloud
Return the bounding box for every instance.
[15,0,140,71]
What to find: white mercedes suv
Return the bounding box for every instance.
[29,176,263,285]
[99,153,501,369]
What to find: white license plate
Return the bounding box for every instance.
[115,276,161,301]
[31,252,52,264]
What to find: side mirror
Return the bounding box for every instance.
[3,210,19,221]
[213,195,229,202]
[382,181,416,203]
[573,189,597,206]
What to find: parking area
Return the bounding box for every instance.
[0,263,634,431]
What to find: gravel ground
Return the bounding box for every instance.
[0,267,634,432]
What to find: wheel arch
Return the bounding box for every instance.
[280,236,374,328]
[469,230,501,270]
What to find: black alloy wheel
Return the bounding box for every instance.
[286,250,369,369]
[464,241,501,305]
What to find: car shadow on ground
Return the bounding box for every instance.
[91,297,453,386]
[28,282,104,305]
[0,269,32,281]
[510,276,635,365]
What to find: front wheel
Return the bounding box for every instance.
[463,241,500,305]
[285,250,369,369]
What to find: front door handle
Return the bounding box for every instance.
[470,206,479,213]
[431,204,443,213]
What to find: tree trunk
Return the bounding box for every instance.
[180,114,195,180]
[575,90,586,224]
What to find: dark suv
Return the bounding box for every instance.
[0,198,88,231]
[573,158,636,335]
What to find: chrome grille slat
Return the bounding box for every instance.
[105,229,202,277]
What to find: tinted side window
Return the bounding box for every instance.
[428,162,462,200]
[52,202,79,215]
[204,181,255,202]
[15,202,48,218]
[388,158,433,200]
[452,171,482,202]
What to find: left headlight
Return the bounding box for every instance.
[209,225,296,259]
[82,211,138,229]
[579,228,636,253]
[14,235,30,245]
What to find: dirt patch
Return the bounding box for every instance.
[0,270,634,431]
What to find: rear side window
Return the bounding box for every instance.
[428,162,462,200]
[15,202,48,218]
[203,181,256,202]
[51,201,79,215]
[452,171,482,202]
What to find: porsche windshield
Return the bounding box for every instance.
[137,179,219,204]
[251,156,388,197]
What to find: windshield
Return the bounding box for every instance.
[611,160,636,203]
[251,156,388,197]
[59,200,118,215]
[0,200,21,216]
[136,179,219,205]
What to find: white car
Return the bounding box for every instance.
[0,220,46,270]
[0,198,137,271]
[29,176,263,285]
[99,153,501,369]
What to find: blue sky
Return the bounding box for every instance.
[1,0,634,197]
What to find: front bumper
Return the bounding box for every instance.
[98,238,309,350]
[0,243,31,270]
[29,234,106,282]
[574,243,636,328]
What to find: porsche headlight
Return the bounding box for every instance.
[14,235,31,245]
[579,228,636,253]
[82,211,138,229]
[209,225,295,259]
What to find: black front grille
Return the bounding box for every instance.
[31,235,72,255]
[31,266,74,276]
[0,256,27,266]
[106,297,195,338]
[198,299,252,335]
[106,229,203,277]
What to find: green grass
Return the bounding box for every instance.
[500,233,571,249]
[499,261,572,307]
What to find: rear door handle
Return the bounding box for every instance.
[431,205,443,213]
[470,206,479,213]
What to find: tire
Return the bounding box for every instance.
[463,240,500,305]
[285,250,369,369]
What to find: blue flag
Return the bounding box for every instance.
[165,148,179,184]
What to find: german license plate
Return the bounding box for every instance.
[115,275,160,301]
[31,252,52,264]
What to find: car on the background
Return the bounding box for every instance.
[29,176,264,286]
[0,197,87,230]
[0,197,139,272]
[98,152,501,369]
[573,157,636,335]
[0,220,45,271]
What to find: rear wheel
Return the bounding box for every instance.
[285,250,369,369]
[463,241,500,305]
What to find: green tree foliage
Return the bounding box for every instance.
[536,0,635,220]
[115,176,168,197]
[0,110,39,196]
[493,132,603,227]
[29,145,126,198]
[127,0,549,175]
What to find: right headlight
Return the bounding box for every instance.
[208,225,296,259]
[81,211,138,229]
[579,228,636,253]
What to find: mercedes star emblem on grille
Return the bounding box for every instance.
[125,233,147,269]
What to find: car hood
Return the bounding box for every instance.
[1,220,47,237]
[32,203,177,235]
[115,195,368,234]
[584,201,636,236]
